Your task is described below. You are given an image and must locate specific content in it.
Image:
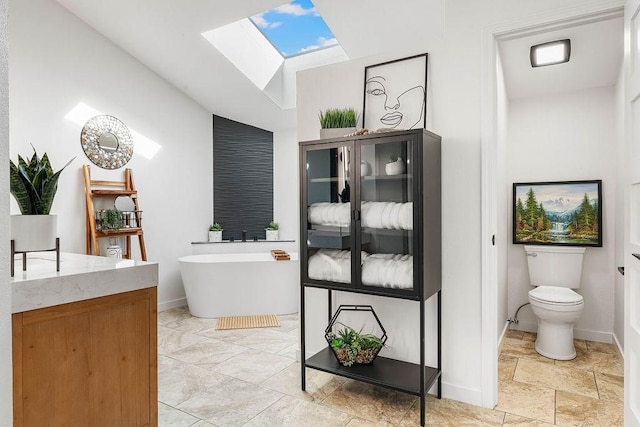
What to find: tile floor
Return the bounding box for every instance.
[158,308,624,426]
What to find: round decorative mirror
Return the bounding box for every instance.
[81,115,134,169]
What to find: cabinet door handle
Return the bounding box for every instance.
[352,210,360,221]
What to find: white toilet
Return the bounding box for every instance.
[524,245,585,360]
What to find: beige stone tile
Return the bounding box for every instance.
[574,339,588,352]
[399,395,505,426]
[595,372,624,402]
[158,402,199,426]
[260,363,346,402]
[277,313,300,333]
[196,324,261,342]
[157,325,208,356]
[232,328,298,354]
[555,345,624,376]
[555,390,624,427]
[495,380,555,424]
[586,340,620,355]
[502,413,555,426]
[522,332,537,342]
[500,338,554,364]
[160,311,217,334]
[507,330,525,340]
[167,338,248,370]
[176,378,283,427]
[322,380,416,425]
[513,358,598,399]
[346,417,393,427]
[276,343,299,360]
[158,306,191,326]
[191,421,216,427]
[157,355,231,407]
[211,348,295,384]
[499,355,518,382]
[243,395,351,427]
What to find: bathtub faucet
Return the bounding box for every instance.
[242,230,247,242]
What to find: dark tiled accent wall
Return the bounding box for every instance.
[213,115,273,241]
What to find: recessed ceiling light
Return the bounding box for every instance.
[530,39,571,67]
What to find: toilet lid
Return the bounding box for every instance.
[529,286,583,305]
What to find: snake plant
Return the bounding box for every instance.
[9,147,74,215]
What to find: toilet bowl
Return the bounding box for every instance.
[524,245,586,361]
[528,286,584,360]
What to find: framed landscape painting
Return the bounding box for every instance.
[512,180,602,247]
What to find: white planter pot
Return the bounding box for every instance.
[208,230,223,242]
[385,158,406,176]
[266,230,279,241]
[319,127,356,139]
[11,215,57,252]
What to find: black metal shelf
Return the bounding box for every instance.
[306,347,441,396]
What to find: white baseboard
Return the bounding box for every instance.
[509,321,614,344]
[158,297,187,312]
[498,321,510,354]
[440,381,483,406]
[612,332,624,357]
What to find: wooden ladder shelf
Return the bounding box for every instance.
[82,165,147,260]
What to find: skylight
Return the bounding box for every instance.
[250,0,339,58]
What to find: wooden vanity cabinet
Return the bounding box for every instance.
[12,287,157,427]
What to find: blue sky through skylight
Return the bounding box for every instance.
[250,0,338,58]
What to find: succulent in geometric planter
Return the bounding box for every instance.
[325,305,387,367]
[9,147,74,251]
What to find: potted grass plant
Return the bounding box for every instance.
[319,107,358,139]
[9,147,74,252]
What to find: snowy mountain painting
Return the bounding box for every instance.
[513,180,602,247]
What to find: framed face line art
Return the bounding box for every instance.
[363,53,427,131]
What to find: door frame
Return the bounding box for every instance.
[479,0,624,408]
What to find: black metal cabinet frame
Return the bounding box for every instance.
[299,129,442,426]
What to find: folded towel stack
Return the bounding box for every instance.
[308,201,413,230]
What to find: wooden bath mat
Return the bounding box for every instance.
[215,314,280,330]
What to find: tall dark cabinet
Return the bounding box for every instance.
[299,129,442,426]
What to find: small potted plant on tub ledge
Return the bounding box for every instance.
[265,221,279,241]
[209,223,223,242]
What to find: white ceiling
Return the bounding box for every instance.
[499,16,623,100]
[54,1,623,130]
[54,0,444,132]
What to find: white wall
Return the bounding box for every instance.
[273,128,299,242]
[9,0,213,310]
[496,48,509,341]
[298,0,605,406]
[614,68,625,349]
[507,87,618,343]
[0,0,12,420]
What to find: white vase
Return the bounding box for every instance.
[360,161,370,176]
[208,230,222,242]
[11,215,57,252]
[385,158,406,176]
[107,244,122,259]
[266,229,279,241]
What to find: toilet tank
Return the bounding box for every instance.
[524,245,586,288]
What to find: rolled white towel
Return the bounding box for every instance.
[308,249,369,283]
[361,253,413,289]
[308,203,350,226]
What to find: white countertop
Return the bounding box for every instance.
[12,252,158,313]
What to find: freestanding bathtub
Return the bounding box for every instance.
[178,252,299,318]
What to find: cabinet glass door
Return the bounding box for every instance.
[304,144,353,285]
[359,137,414,292]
